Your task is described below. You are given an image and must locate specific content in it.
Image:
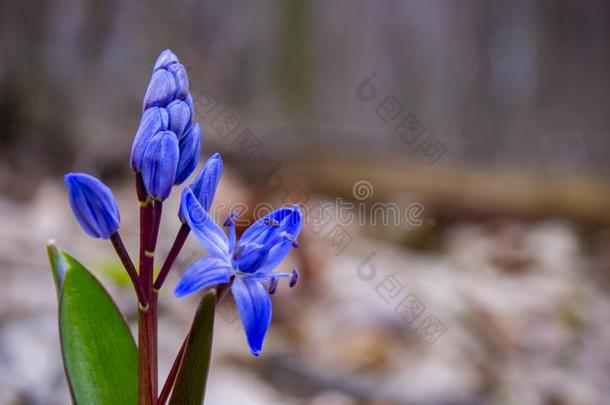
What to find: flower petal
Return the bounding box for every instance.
[236,206,303,273]
[181,187,229,259]
[141,131,179,200]
[130,107,169,171]
[255,241,294,274]
[143,69,177,110]
[167,63,189,100]
[189,152,223,211]
[239,207,294,246]
[174,257,233,297]
[174,123,202,185]
[167,100,192,139]
[232,277,272,356]
[153,49,179,71]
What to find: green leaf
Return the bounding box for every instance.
[47,241,138,405]
[169,289,217,405]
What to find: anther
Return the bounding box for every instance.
[268,277,279,294]
[223,210,240,227]
[264,218,280,227]
[282,232,299,248]
[289,269,299,288]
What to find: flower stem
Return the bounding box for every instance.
[136,173,155,405]
[109,232,146,306]
[153,223,190,291]
[147,200,163,400]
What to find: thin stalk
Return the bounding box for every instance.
[136,173,154,405]
[146,200,163,400]
[153,223,190,290]
[109,232,146,306]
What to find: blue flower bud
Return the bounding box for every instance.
[153,49,179,71]
[64,173,120,239]
[175,123,202,185]
[143,69,177,110]
[167,63,189,100]
[192,152,223,211]
[130,107,169,171]
[141,131,179,200]
[185,94,195,118]
[178,153,223,221]
[167,100,192,139]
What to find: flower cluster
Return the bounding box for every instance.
[130,49,201,200]
[63,49,301,356]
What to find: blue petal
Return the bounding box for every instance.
[130,107,169,171]
[64,173,120,239]
[181,187,230,259]
[239,207,294,246]
[167,63,189,100]
[174,123,202,185]
[236,206,302,272]
[256,242,294,274]
[153,49,179,71]
[141,131,179,200]
[232,276,272,356]
[174,257,233,297]
[279,205,303,238]
[167,100,192,139]
[189,152,223,211]
[256,206,302,272]
[143,69,177,110]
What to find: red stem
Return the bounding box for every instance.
[109,232,146,306]
[136,173,155,405]
[153,223,190,290]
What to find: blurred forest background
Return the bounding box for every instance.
[2,1,610,404]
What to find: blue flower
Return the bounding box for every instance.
[178,153,223,222]
[64,173,120,239]
[175,188,301,356]
[141,131,179,200]
[131,49,202,191]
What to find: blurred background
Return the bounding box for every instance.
[2,0,610,404]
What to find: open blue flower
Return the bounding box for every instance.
[175,188,301,356]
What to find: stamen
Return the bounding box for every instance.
[282,232,299,248]
[289,269,299,288]
[223,210,240,227]
[268,277,279,294]
[264,218,280,227]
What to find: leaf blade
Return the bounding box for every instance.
[169,289,217,405]
[48,242,138,405]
